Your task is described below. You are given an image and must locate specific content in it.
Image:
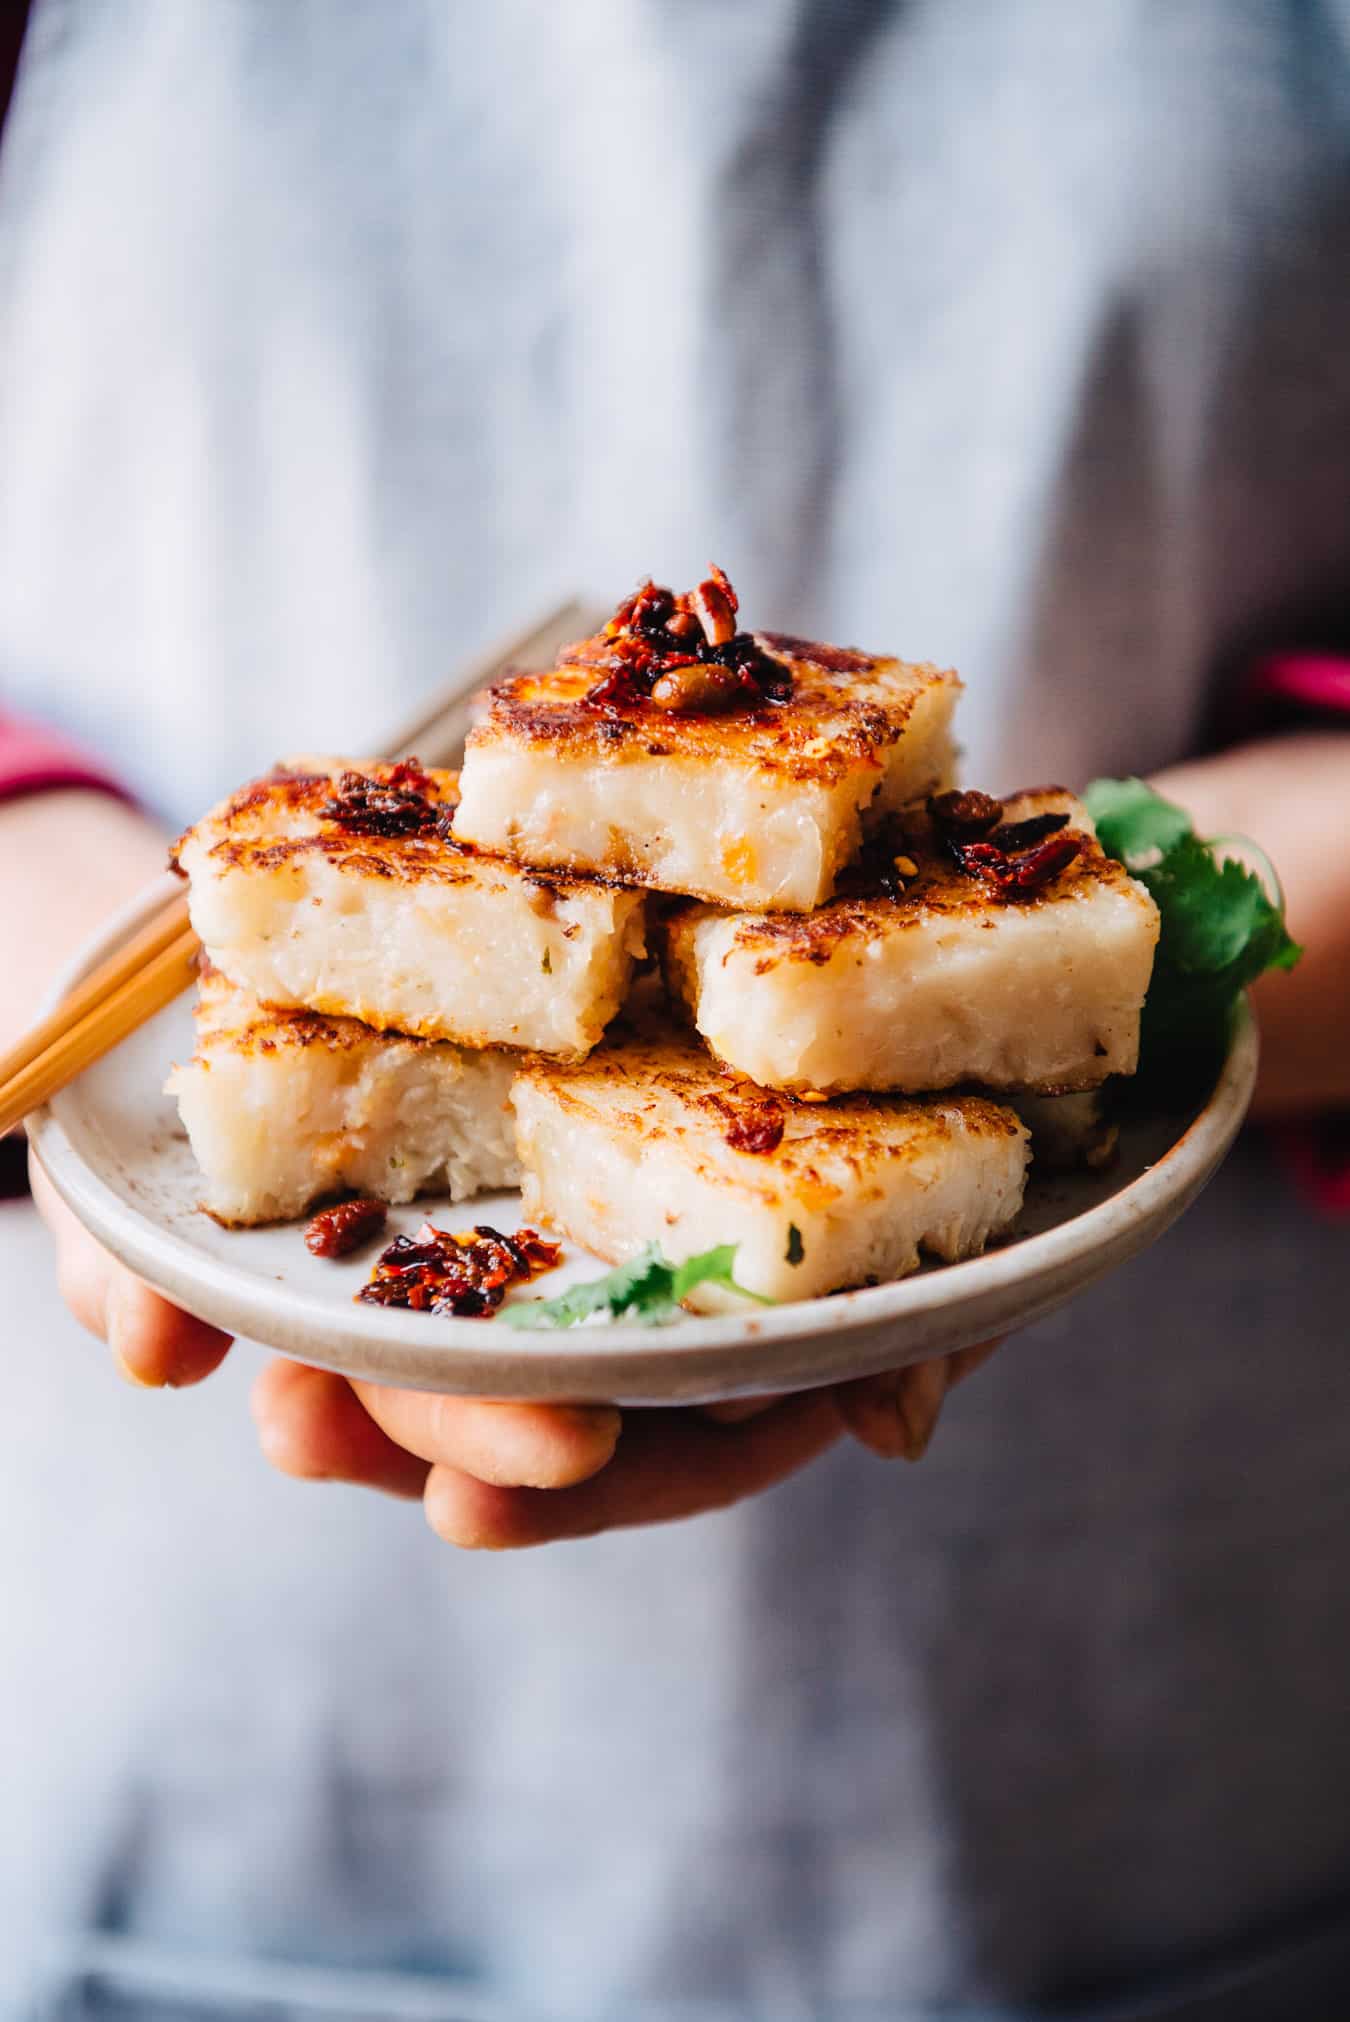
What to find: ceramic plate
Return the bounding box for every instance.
[29,885,1258,1404]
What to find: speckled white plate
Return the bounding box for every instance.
[29,885,1258,1404]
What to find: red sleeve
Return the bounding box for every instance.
[1236,651,1350,734]
[1237,651,1350,1219]
[0,709,133,807]
[0,707,133,1198]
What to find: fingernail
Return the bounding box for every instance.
[843,1374,910,1459]
[110,1338,155,1389]
[900,1396,943,1462]
[872,1410,911,1460]
[107,1282,159,1390]
[252,1412,287,1464]
[901,1411,933,1462]
[703,1397,773,1423]
[559,1404,621,1434]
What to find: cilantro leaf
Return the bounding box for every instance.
[1083,776,1193,867]
[500,1246,668,1330]
[501,1242,773,1329]
[1084,777,1301,1077]
[670,1244,753,1303]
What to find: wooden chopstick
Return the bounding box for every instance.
[372,595,595,767]
[0,880,190,1098]
[0,927,200,1138]
[4,596,599,1135]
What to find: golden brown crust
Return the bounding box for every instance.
[515,1006,1024,1194]
[660,789,1148,970]
[464,640,960,786]
[190,965,555,1064]
[191,964,418,1059]
[174,760,632,898]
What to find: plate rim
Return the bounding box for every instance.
[27,883,1259,1401]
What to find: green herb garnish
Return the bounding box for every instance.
[785,1223,804,1266]
[1084,777,1301,1078]
[501,1242,772,1329]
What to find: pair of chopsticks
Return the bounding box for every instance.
[0,597,598,1139]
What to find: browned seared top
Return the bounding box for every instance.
[173,759,632,896]
[191,961,430,1059]
[662,789,1154,968]
[516,1002,1024,1192]
[464,646,959,786]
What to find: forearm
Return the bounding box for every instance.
[0,789,168,1050]
[1150,732,1350,1120]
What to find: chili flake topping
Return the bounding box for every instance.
[576,567,792,717]
[318,761,451,840]
[927,791,1082,899]
[356,1221,563,1318]
[927,789,1005,837]
[946,829,1083,897]
[987,811,1071,855]
[723,1103,788,1156]
[305,1197,388,1258]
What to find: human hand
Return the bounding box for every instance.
[246,1335,1005,1549]
[34,1152,1002,1545]
[31,1156,234,1387]
[251,1334,1004,1546]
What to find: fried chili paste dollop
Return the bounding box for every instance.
[318,760,452,840]
[927,791,1082,899]
[305,1197,389,1257]
[356,1222,563,1318]
[578,566,792,716]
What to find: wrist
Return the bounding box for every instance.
[1150,735,1350,1117]
[0,788,169,1047]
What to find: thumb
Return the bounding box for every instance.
[30,1152,232,1387]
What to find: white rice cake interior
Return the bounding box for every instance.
[660,790,1159,1095]
[453,634,960,911]
[173,762,646,1058]
[167,967,520,1225]
[511,1013,1029,1309]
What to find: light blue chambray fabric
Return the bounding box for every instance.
[2,3,1350,2018]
